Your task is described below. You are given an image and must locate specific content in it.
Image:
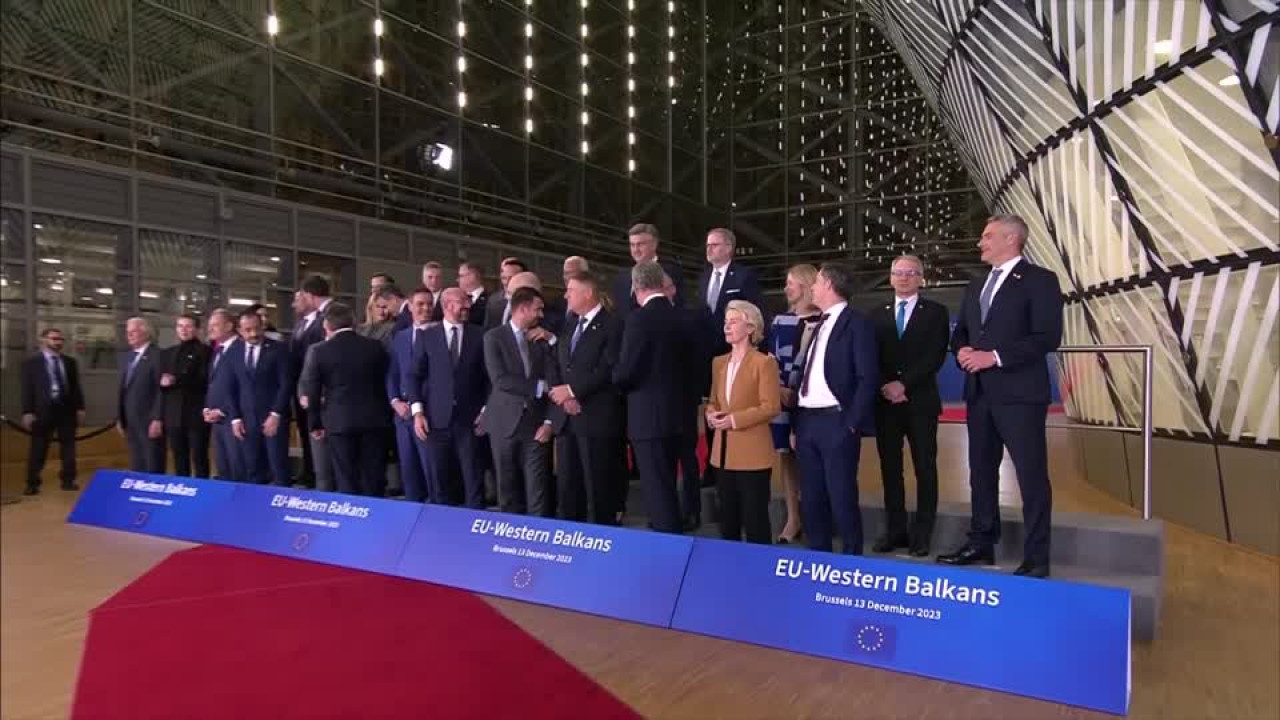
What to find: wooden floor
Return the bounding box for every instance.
[2,426,1277,720]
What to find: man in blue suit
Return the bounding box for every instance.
[609,223,685,320]
[227,309,294,485]
[406,287,490,507]
[697,228,763,358]
[793,262,879,555]
[387,288,435,502]
[939,214,1063,578]
[201,309,244,482]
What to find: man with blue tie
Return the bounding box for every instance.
[201,309,243,481]
[407,288,490,507]
[387,288,435,502]
[939,214,1063,578]
[227,310,294,485]
[699,228,764,357]
[21,327,85,494]
[792,263,879,555]
[118,317,166,473]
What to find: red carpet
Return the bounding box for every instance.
[939,403,1066,423]
[73,546,639,720]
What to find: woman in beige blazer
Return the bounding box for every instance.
[705,300,782,544]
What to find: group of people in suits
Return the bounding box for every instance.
[21,213,1061,577]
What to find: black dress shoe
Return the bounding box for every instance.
[22,486,39,496]
[908,541,931,557]
[682,514,701,532]
[1013,561,1051,578]
[871,533,910,554]
[61,482,80,491]
[936,545,995,566]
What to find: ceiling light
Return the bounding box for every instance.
[267,14,279,36]
[96,287,114,295]
[374,18,384,37]
[39,257,62,264]
[139,291,159,299]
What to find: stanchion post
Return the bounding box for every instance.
[1142,346,1153,521]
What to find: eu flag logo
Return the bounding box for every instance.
[847,617,898,661]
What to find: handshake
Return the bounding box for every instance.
[547,384,582,415]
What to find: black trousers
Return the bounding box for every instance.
[632,436,681,533]
[677,427,701,521]
[27,407,77,488]
[328,429,388,497]
[556,433,622,524]
[124,418,166,474]
[493,434,553,517]
[714,467,773,544]
[966,397,1052,565]
[168,422,211,478]
[874,403,939,539]
[293,400,315,484]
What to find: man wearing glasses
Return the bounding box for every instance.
[869,255,950,557]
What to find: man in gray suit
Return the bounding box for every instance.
[297,339,335,491]
[483,286,555,516]
[117,316,166,472]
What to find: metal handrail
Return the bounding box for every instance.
[1055,345,1154,520]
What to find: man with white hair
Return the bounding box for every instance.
[118,316,166,472]
[698,227,763,358]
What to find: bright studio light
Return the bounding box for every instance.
[374,17,384,37]
[374,57,385,76]
[266,14,279,36]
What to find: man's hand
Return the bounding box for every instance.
[881,381,907,404]
[232,420,245,440]
[262,414,280,438]
[563,397,582,415]
[299,395,310,410]
[549,385,573,405]
[474,412,487,437]
[534,424,553,444]
[414,414,429,441]
[203,408,225,424]
[148,420,163,439]
[789,431,797,452]
[21,413,34,431]
[392,399,410,419]
[311,428,326,440]
[959,350,997,373]
[159,373,176,388]
[956,346,974,365]
[116,421,124,437]
[526,327,554,343]
[779,386,795,407]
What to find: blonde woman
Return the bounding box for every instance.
[766,264,821,543]
[705,300,781,544]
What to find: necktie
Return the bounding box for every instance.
[571,316,588,355]
[449,326,460,365]
[896,300,908,339]
[49,355,63,399]
[502,301,512,326]
[707,270,723,312]
[125,350,143,384]
[798,313,830,398]
[979,268,1003,323]
[212,344,223,372]
[413,328,424,358]
[247,345,258,372]
[515,329,530,377]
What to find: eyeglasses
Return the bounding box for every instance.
[890,269,922,278]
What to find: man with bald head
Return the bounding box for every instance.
[405,287,490,507]
[118,316,166,472]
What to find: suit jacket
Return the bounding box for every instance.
[297,342,322,406]
[204,339,239,420]
[357,321,395,348]
[160,339,211,428]
[386,326,424,407]
[951,259,1063,405]
[548,308,624,438]
[290,301,330,381]
[814,306,879,437]
[613,297,685,440]
[707,349,781,471]
[226,339,294,427]
[697,261,764,356]
[404,323,489,431]
[871,297,951,416]
[484,289,508,331]
[392,303,412,336]
[468,289,490,328]
[119,344,164,429]
[308,330,391,433]
[609,257,686,319]
[483,324,554,440]
[21,352,84,421]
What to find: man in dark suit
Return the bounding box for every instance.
[484,257,528,331]
[309,303,392,497]
[870,256,950,557]
[160,314,212,478]
[202,309,243,482]
[697,228,764,357]
[289,275,333,487]
[387,287,435,502]
[546,256,590,332]
[118,317,166,473]
[20,327,85,494]
[548,272,625,524]
[663,272,711,531]
[483,287,556,516]
[613,261,686,533]
[610,223,685,319]
[407,288,490,507]
[793,263,879,555]
[421,261,447,322]
[457,261,490,327]
[228,310,294,486]
[939,214,1063,578]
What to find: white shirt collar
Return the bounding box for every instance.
[443,319,462,335]
[467,287,484,301]
[823,301,848,322]
[640,293,664,307]
[133,343,151,355]
[508,320,525,337]
[710,261,731,274]
[219,336,238,350]
[330,327,353,337]
[993,256,1023,275]
[579,303,603,325]
[42,349,61,361]
[412,323,430,332]
[893,294,918,307]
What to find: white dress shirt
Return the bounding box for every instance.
[301,298,332,335]
[798,301,846,409]
[892,294,919,330]
[981,256,1022,368]
[467,287,484,304]
[413,322,462,417]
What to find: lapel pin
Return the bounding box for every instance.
[1013,273,1022,280]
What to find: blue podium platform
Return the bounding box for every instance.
[68,471,1130,715]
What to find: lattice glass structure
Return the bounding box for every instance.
[865,0,1280,447]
